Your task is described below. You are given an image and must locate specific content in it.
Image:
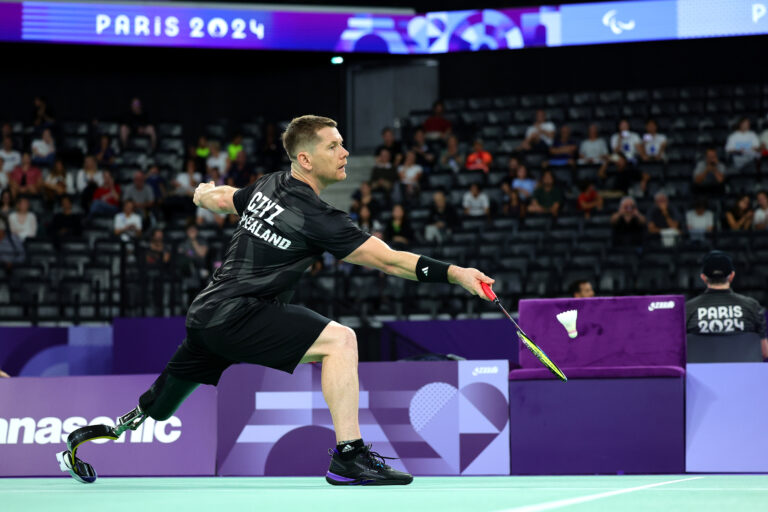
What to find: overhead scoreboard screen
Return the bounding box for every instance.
[0,0,765,53]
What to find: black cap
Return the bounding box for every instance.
[702,251,734,278]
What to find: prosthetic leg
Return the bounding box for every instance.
[56,372,199,483]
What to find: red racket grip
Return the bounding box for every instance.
[480,282,497,301]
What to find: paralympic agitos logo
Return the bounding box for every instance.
[0,416,182,445]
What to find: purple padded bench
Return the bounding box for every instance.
[509,295,686,474]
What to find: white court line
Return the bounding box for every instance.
[497,476,704,512]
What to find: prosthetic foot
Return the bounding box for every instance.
[56,406,147,484]
[55,372,198,484]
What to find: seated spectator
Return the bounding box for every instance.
[371,148,398,193]
[569,279,595,298]
[519,109,555,152]
[206,167,225,186]
[425,190,459,244]
[511,164,535,203]
[145,164,168,206]
[0,137,21,173]
[194,135,210,172]
[410,128,435,169]
[76,156,104,214]
[646,192,681,243]
[49,196,82,243]
[0,189,12,216]
[528,170,563,217]
[500,185,523,219]
[374,127,404,167]
[43,159,75,203]
[31,128,56,167]
[439,135,464,173]
[89,170,121,217]
[173,159,202,198]
[398,151,423,198]
[226,151,254,188]
[465,139,492,173]
[206,140,229,176]
[114,199,142,242]
[610,119,642,161]
[9,153,43,199]
[693,148,726,197]
[196,205,226,229]
[0,219,24,270]
[505,156,521,181]
[725,194,753,231]
[638,119,668,162]
[599,153,649,196]
[726,117,760,170]
[144,228,171,267]
[577,180,603,219]
[0,157,6,190]
[356,205,383,238]
[548,125,578,166]
[754,191,768,230]
[95,134,117,169]
[383,204,414,248]
[760,124,768,171]
[227,133,244,161]
[350,181,380,219]
[176,224,209,279]
[32,95,55,130]
[423,100,452,140]
[462,183,490,218]
[611,196,646,247]
[686,197,714,240]
[8,197,37,241]
[120,97,156,150]
[122,170,155,223]
[578,124,609,164]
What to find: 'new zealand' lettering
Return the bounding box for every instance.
[241,191,292,250]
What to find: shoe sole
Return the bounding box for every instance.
[325,472,413,486]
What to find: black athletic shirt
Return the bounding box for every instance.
[685,288,767,337]
[186,171,370,328]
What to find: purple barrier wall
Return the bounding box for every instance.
[686,363,768,472]
[382,319,519,364]
[112,317,186,374]
[509,377,685,474]
[515,295,686,378]
[0,327,68,376]
[0,375,217,477]
[217,360,509,476]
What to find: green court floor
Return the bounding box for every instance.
[2,475,767,511]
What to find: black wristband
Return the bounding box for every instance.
[416,255,451,283]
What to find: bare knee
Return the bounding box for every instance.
[336,326,358,360]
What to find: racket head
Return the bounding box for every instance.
[517,330,568,382]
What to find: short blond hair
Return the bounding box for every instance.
[281,115,337,162]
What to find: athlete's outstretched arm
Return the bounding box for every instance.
[193,181,238,214]
[344,236,494,299]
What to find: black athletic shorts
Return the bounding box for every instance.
[165,298,332,386]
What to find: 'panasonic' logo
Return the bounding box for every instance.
[648,301,675,312]
[472,366,499,377]
[0,416,182,445]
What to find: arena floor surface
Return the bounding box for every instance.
[3,475,767,511]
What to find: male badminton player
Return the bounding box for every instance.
[73,116,494,486]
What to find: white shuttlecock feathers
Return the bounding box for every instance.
[556,309,578,338]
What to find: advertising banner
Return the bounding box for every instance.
[0,375,217,477]
[216,360,509,476]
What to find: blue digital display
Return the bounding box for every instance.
[0,0,765,53]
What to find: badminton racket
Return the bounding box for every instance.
[481,282,567,382]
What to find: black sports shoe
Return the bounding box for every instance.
[325,445,413,486]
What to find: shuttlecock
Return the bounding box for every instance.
[556,309,578,338]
